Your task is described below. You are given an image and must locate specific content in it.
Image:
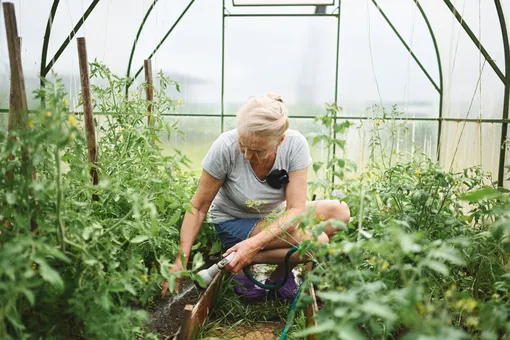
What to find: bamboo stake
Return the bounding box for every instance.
[77,37,99,201]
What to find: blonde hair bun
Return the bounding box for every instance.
[267,92,284,103]
[236,93,289,139]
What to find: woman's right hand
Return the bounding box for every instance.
[160,259,184,297]
[159,170,223,297]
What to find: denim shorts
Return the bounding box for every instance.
[213,218,260,249]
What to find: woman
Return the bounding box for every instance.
[161,93,350,300]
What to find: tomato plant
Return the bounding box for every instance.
[0,63,218,339]
[296,105,510,339]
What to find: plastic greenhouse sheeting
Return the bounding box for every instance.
[0,0,509,186]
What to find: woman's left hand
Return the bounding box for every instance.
[223,238,262,274]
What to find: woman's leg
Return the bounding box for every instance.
[306,199,350,238]
[248,199,350,280]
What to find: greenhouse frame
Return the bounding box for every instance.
[1,1,510,339]
[1,0,509,185]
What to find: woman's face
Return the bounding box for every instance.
[238,134,278,164]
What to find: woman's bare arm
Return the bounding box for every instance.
[177,169,224,265]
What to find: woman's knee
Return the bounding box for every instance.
[317,231,329,244]
[338,201,350,224]
[313,199,350,224]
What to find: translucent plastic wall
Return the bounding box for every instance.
[1,0,509,187]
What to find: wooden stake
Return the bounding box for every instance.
[77,37,99,201]
[185,272,222,339]
[4,4,28,169]
[7,36,22,133]
[4,3,28,133]
[303,262,319,340]
[4,3,37,231]
[144,59,154,128]
[304,281,319,340]
[178,304,194,340]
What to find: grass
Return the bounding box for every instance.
[197,271,308,340]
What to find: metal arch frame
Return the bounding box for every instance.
[443,0,505,83]
[371,0,444,162]
[40,0,60,95]
[220,1,341,135]
[495,0,510,187]
[2,108,510,124]
[16,0,509,187]
[125,0,160,96]
[40,0,100,79]
[371,0,440,94]
[440,0,510,186]
[231,0,335,6]
[125,0,197,93]
[414,0,443,162]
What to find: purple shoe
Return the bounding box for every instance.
[265,272,300,301]
[231,273,266,301]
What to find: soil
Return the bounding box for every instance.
[209,321,285,340]
[147,278,201,338]
[145,254,220,338]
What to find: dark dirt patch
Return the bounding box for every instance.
[147,278,201,338]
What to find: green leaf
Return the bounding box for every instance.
[108,282,125,292]
[124,282,136,296]
[317,291,357,304]
[42,245,71,263]
[422,259,449,276]
[333,307,349,318]
[82,227,93,241]
[459,187,501,201]
[35,259,64,290]
[359,229,373,239]
[360,301,397,321]
[151,216,159,236]
[399,234,421,253]
[337,325,365,340]
[431,246,465,266]
[6,311,25,331]
[6,192,16,205]
[294,320,336,337]
[364,281,386,293]
[84,258,98,266]
[168,275,177,293]
[307,132,318,140]
[191,273,206,289]
[209,241,223,255]
[192,252,204,271]
[130,235,149,244]
[334,139,346,149]
[169,210,181,226]
[183,202,193,214]
[22,288,35,306]
[312,135,325,146]
[312,162,323,173]
[493,220,510,241]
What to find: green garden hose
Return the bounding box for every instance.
[242,246,303,340]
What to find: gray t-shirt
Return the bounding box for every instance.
[201,128,312,223]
